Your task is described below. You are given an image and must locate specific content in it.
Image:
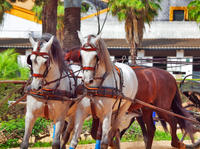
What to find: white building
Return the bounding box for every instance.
[0,0,200,79]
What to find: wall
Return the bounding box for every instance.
[155,0,193,21]
[0,13,42,38]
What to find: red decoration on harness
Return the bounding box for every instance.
[32,51,49,56]
[32,73,43,78]
[65,49,81,62]
[81,47,96,51]
[82,67,95,71]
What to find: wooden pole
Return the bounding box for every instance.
[0,80,27,84]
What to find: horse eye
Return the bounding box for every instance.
[96,55,99,61]
[43,56,49,59]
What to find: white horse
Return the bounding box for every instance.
[21,33,91,149]
[77,32,139,149]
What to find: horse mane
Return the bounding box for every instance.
[39,33,65,74]
[95,37,113,73]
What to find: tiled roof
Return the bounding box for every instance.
[1,38,200,50]
[0,38,31,49]
[104,38,200,50]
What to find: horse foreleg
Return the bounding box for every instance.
[101,112,112,149]
[69,108,88,149]
[52,120,65,149]
[20,111,37,149]
[60,119,74,149]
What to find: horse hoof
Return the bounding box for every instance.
[171,142,186,149]
[52,143,60,149]
[101,143,108,149]
[20,142,28,149]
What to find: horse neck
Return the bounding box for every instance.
[44,62,68,90]
[93,62,118,87]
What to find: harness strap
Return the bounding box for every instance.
[90,99,98,119]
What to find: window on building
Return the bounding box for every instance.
[169,7,188,21]
[173,10,184,21]
[153,56,167,70]
[193,57,200,71]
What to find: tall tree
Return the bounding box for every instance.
[42,0,58,35]
[63,0,81,51]
[188,0,200,23]
[34,0,58,36]
[109,0,161,64]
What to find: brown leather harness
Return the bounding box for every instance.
[80,40,125,122]
[26,46,82,119]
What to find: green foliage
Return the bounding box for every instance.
[0,118,51,148]
[78,139,96,144]
[0,0,12,24]
[0,49,29,79]
[32,141,52,147]
[82,117,93,133]
[81,2,91,13]
[109,0,161,22]
[121,121,143,141]
[32,118,51,137]
[188,0,200,22]
[0,83,25,122]
[0,118,25,140]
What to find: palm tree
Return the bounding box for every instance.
[63,0,81,51]
[42,0,58,35]
[33,0,58,36]
[188,0,200,22]
[109,0,161,64]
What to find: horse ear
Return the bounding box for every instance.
[29,36,36,47]
[45,36,54,51]
[95,32,102,42]
[77,30,84,45]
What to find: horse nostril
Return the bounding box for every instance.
[38,86,42,90]
[89,80,93,84]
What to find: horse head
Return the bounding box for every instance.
[78,31,113,86]
[78,32,101,85]
[27,33,64,90]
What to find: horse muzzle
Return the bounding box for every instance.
[31,79,43,91]
[82,77,94,85]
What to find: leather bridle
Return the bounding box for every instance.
[29,51,50,79]
[80,43,106,86]
[81,46,97,72]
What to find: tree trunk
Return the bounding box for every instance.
[130,15,138,65]
[63,7,81,51]
[42,0,58,35]
[130,42,137,65]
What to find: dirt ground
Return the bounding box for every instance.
[23,141,175,149]
[13,125,200,149]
